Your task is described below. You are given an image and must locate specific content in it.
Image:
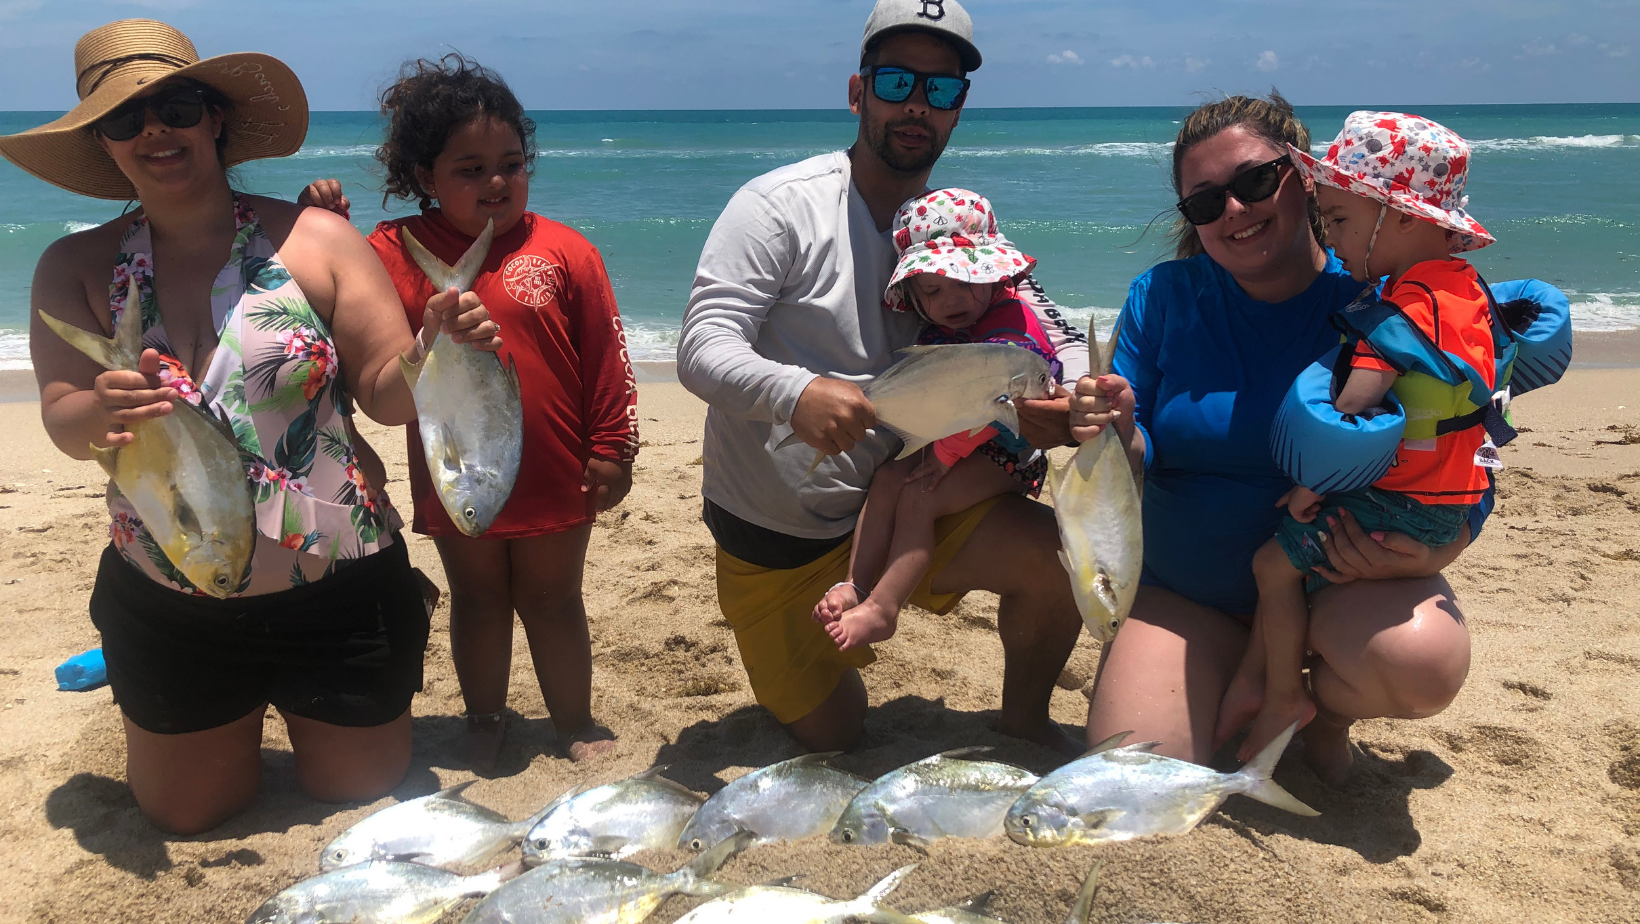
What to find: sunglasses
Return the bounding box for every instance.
[861,66,971,111]
[92,87,208,142]
[1175,155,1293,226]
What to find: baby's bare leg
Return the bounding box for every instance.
[815,457,916,625]
[828,455,1022,650]
[1238,538,1317,761]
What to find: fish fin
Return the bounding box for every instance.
[586,834,633,856]
[1056,549,1075,582]
[803,449,825,478]
[892,437,932,461]
[208,405,239,445]
[494,858,528,884]
[1076,808,1123,831]
[787,750,845,765]
[930,746,993,761]
[449,219,496,291]
[39,309,125,370]
[89,444,119,480]
[1118,741,1163,754]
[1064,863,1103,924]
[685,830,755,881]
[774,431,806,452]
[1080,731,1133,758]
[505,354,522,399]
[632,764,672,781]
[890,344,950,359]
[993,397,1021,435]
[967,425,990,438]
[380,851,432,863]
[864,863,918,902]
[433,779,482,802]
[888,827,931,854]
[1236,721,1320,817]
[398,352,423,390]
[953,891,996,915]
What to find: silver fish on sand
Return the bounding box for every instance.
[677,752,870,851]
[39,284,254,598]
[831,747,1039,850]
[463,830,752,924]
[320,780,574,872]
[399,219,523,537]
[1050,331,1142,643]
[776,343,1053,473]
[524,766,705,861]
[244,860,505,924]
[1004,723,1319,847]
[912,864,1104,924]
[671,864,924,924]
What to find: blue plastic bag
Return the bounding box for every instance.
[55,648,107,692]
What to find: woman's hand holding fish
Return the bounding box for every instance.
[1016,383,1075,449]
[93,347,177,448]
[582,457,633,512]
[790,377,876,456]
[1309,507,1469,584]
[1068,374,1134,443]
[415,287,503,360]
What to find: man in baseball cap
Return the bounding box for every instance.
[679,0,1090,756]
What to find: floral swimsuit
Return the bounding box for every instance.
[106,195,400,596]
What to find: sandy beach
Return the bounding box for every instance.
[0,340,1636,924]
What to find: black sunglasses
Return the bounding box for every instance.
[861,66,971,111]
[92,87,208,142]
[1175,155,1293,226]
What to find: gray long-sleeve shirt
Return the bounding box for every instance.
[679,151,1090,540]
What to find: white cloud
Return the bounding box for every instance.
[1109,54,1155,69]
[1600,43,1632,57]
[1255,50,1280,72]
[1047,49,1084,65]
[0,0,41,18]
[1522,40,1559,56]
[1185,57,1210,74]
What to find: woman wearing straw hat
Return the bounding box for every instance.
[3,20,501,833]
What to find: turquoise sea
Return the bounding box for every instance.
[1,105,1637,367]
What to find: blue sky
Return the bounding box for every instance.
[1,0,1636,110]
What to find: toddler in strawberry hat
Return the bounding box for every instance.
[812,188,1061,652]
[1217,112,1509,765]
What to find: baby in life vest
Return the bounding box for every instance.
[1218,112,1505,764]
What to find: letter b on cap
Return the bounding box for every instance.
[918,0,946,20]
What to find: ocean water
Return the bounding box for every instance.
[1,104,1636,367]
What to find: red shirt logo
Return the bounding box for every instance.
[502,255,562,309]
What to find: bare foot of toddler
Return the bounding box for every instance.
[1213,668,1266,752]
[812,581,860,626]
[825,598,898,651]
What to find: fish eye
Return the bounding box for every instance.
[215,575,230,587]
[690,838,704,851]
[1019,815,1034,828]
[840,829,854,843]
[331,849,347,862]
[463,506,477,520]
[532,838,549,851]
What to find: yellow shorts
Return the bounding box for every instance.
[715,496,1003,724]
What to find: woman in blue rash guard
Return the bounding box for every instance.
[1069,93,1482,785]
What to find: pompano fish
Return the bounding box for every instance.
[830,748,1039,850]
[463,830,752,924]
[320,780,576,872]
[523,766,705,861]
[677,752,870,851]
[776,343,1053,473]
[243,860,506,924]
[912,864,1104,924]
[1050,332,1142,642]
[399,219,523,537]
[671,864,923,924]
[1004,722,1319,847]
[39,285,254,598]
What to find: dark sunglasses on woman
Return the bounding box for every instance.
[860,66,971,111]
[1175,154,1293,226]
[92,86,208,142]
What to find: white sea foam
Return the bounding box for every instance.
[289,144,378,159]
[623,322,682,362]
[63,220,99,233]
[0,331,30,370]
[1566,291,1640,332]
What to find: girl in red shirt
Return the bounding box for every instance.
[301,55,637,765]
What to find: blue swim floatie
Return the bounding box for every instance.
[1270,345,1407,495]
[55,647,107,692]
[1489,279,1573,395]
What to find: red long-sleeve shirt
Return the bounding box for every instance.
[369,209,639,537]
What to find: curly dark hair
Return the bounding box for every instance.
[376,54,537,210]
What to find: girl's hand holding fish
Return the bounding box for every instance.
[582,457,633,511]
[790,377,877,456]
[416,286,503,360]
[92,347,177,448]
[1068,374,1134,443]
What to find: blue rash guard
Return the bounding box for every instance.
[1114,251,1490,617]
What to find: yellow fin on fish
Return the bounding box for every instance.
[398,353,423,390]
[89,444,119,479]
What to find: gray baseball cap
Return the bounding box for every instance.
[861,0,982,73]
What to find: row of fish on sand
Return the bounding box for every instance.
[247,722,1316,923]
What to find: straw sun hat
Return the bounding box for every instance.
[0,19,308,200]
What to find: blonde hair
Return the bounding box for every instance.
[1169,89,1326,260]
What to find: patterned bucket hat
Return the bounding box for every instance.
[885,188,1036,312]
[1289,111,1493,253]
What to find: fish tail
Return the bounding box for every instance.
[1063,863,1102,924]
[803,449,825,477]
[1235,721,1321,817]
[863,864,917,902]
[89,444,119,479]
[38,307,130,371]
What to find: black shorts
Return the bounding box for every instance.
[89,538,430,735]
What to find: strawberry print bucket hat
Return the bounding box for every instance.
[1288,111,1493,253]
[885,188,1036,311]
